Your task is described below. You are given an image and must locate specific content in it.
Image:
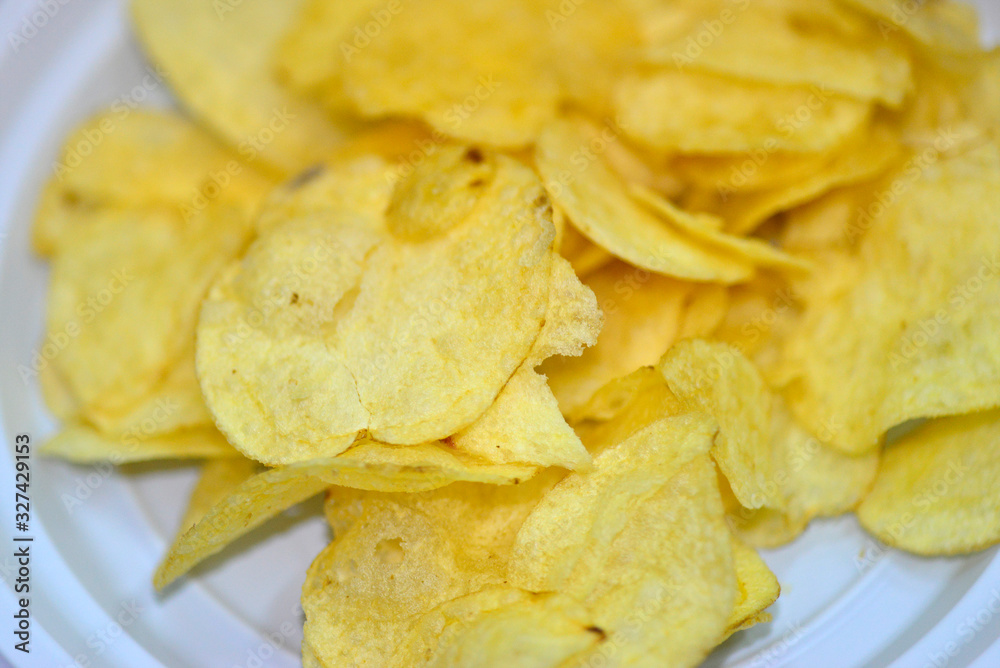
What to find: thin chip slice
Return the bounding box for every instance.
[512,414,736,668]
[536,120,756,283]
[840,0,983,55]
[337,0,560,148]
[199,148,595,464]
[47,203,252,426]
[155,440,535,589]
[616,69,872,155]
[857,410,1000,556]
[658,340,784,510]
[542,260,690,416]
[644,0,911,106]
[629,184,812,270]
[41,423,238,464]
[131,0,355,175]
[452,365,591,470]
[727,538,780,634]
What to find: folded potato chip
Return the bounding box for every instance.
[857,410,1000,556]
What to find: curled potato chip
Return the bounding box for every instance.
[542,260,690,416]
[694,120,903,233]
[40,423,237,464]
[643,0,912,106]
[155,440,534,589]
[452,365,591,470]
[857,410,1000,556]
[628,184,812,269]
[536,120,756,283]
[658,340,783,510]
[132,0,356,174]
[512,415,736,668]
[778,142,1000,453]
[616,69,872,155]
[199,147,596,464]
[727,538,780,635]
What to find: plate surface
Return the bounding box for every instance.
[1,2,998,666]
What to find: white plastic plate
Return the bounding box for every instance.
[1,2,998,666]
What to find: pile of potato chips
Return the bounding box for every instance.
[33,0,999,664]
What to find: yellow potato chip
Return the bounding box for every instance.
[199,147,595,464]
[658,340,784,510]
[542,260,690,416]
[156,440,534,588]
[557,216,614,278]
[512,415,736,667]
[857,410,1000,556]
[46,202,251,427]
[840,0,983,55]
[338,0,560,148]
[778,142,1000,453]
[697,120,903,233]
[41,423,237,465]
[629,184,812,269]
[132,0,356,174]
[677,284,730,340]
[536,120,757,283]
[616,69,872,155]
[33,110,273,254]
[452,365,591,470]
[727,538,780,634]
[305,471,567,666]
[644,0,911,106]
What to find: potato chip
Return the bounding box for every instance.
[840,0,983,55]
[643,0,912,106]
[615,69,872,155]
[557,216,614,278]
[156,440,534,588]
[199,147,597,464]
[727,538,780,634]
[536,120,757,283]
[132,0,356,174]
[658,340,783,510]
[46,202,251,428]
[255,154,396,235]
[452,365,591,470]
[778,142,1000,453]
[677,284,730,340]
[41,423,237,464]
[857,410,1000,556]
[33,110,273,254]
[542,260,690,416]
[693,120,903,233]
[304,471,568,667]
[629,184,812,269]
[337,0,560,148]
[512,414,736,667]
